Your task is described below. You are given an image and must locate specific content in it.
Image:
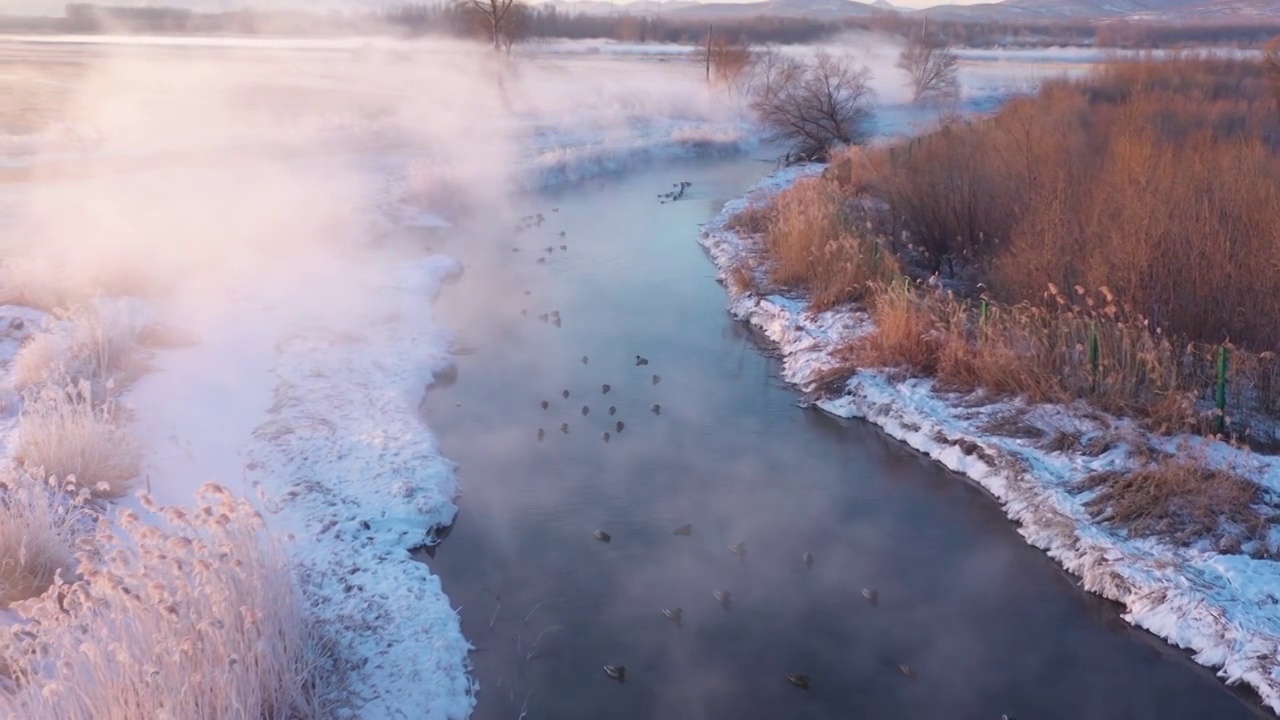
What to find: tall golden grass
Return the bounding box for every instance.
[741,55,1280,440]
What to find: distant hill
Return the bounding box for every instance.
[662,0,888,20]
[919,0,1280,21]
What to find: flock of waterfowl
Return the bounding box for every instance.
[507,197,969,711]
[586,521,884,690]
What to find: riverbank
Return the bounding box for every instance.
[700,166,1280,715]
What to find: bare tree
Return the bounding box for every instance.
[897,32,959,103]
[708,34,754,94]
[499,4,529,55]
[749,51,875,163]
[462,0,519,51]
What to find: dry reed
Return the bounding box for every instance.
[15,378,141,499]
[0,484,335,719]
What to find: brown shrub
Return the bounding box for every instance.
[1076,456,1271,551]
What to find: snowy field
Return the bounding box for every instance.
[0,37,1119,718]
[700,168,1280,715]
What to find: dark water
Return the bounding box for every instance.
[417,153,1264,720]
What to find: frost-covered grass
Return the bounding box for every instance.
[0,483,334,719]
[12,306,146,394]
[701,164,1280,714]
[15,379,141,499]
[0,473,86,606]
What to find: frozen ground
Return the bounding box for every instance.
[699,167,1280,715]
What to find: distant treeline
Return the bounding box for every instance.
[0,3,1274,49]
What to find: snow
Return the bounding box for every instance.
[118,247,473,719]
[700,165,1280,715]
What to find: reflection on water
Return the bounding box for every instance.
[414,154,1264,720]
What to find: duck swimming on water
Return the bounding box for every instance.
[662,608,683,627]
[603,665,626,682]
[786,674,811,690]
[594,530,612,543]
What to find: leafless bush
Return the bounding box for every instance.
[897,32,959,103]
[749,50,875,163]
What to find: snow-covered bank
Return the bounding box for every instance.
[699,167,1280,715]
[119,249,473,718]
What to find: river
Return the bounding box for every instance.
[418,152,1266,720]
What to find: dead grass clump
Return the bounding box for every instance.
[0,474,87,606]
[854,282,938,373]
[761,177,899,311]
[725,259,759,296]
[726,203,774,237]
[1076,457,1272,550]
[979,409,1046,440]
[0,484,335,719]
[15,379,141,499]
[12,308,146,397]
[1042,429,1083,454]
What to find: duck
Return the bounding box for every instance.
[594,529,612,543]
[634,355,649,366]
[608,406,617,415]
[603,432,611,443]
[899,664,913,678]
[602,384,611,394]
[560,244,567,250]
[673,524,692,536]
[729,542,746,558]
[615,420,625,433]
[582,355,588,364]
[582,406,590,416]
[862,588,879,606]
[540,400,549,410]
[652,374,660,385]
[552,317,562,328]
[537,428,545,441]
[786,674,811,690]
[803,552,814,568]
[562,389,570,399]
[561,423,570,434]
[662,608,683,627]
[651,404,661,415]
[713,590,732,609]
[603,665,626,682]
[536,257,546,264]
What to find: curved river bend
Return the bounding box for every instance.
[418,153,1264,720]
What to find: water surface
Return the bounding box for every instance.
[420,153,1264,720]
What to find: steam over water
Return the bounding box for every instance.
[421,156,1264,720]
